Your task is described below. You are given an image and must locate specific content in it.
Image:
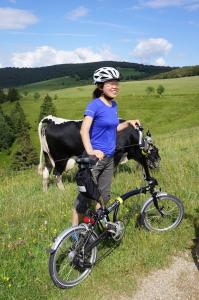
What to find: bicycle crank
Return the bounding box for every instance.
[107,221,125,241]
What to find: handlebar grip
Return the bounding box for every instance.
[76,155,98,166]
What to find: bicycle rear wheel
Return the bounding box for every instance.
[49,225,97,289]
[141,193,184,232]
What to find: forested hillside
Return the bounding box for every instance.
[0,61,173,88]
[152,65,199,79]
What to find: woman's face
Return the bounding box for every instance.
[102,80,119,98]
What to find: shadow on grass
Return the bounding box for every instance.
[184,210,199,270]
[115,163,135,175]
[62,172,76,183]
[91,202,143,266]
[192,209,199,270]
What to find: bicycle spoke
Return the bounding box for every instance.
[49,226,97,288]
[142,195,183,232]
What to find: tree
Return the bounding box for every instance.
[0,89,7,103]
[39,94,57,121]
[71,74,80,81]
[33,92,40,101]
[10,101,30,136]
[146,86,155,95]
[23,90,29,97]
[11,129,38,171]
[0,108,15,150]
[157,84,165,96]
[7,88,21,102]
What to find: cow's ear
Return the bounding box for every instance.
[146,130,151,137]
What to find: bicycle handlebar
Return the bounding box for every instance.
[76,156,98,166]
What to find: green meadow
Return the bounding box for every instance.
[0,76,199,299]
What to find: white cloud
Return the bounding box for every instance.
[132,38,172,65]
[138,0,199,10]
[0,7,38,29]
[154,57,166,66]
[66,6,89,21]
[11,45,119,68]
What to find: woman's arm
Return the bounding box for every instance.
[117,119,140,132]
[80,116,104,160]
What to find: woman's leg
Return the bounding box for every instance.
[92,157,114,205]
[72,193,90,226]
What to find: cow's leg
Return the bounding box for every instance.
[42,153,53,192]
[119,152,128,165]
[54,161,66,191]
[65,158,76,171]
[55,158,76,190]
[43,167,50,192]
[55,174,65,191]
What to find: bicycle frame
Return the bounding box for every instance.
[81,177,159,256]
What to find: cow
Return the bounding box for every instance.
[38,115,160,191]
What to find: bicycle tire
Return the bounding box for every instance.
[49,224,97,289]
[141,192,184,232]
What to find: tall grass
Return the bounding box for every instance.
[0,126,198,300]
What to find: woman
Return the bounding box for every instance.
[72,67,140,226]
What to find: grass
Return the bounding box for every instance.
[19,76,90,93]
[0,75,199,299]
[0,125,198,300]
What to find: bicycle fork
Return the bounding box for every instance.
[151,191,165,217]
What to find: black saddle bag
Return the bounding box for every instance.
[75,167,101,201]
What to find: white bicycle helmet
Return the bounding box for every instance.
[93,67,120,84]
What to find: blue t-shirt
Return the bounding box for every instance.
[84,98,119,157]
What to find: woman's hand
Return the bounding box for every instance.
[127,119,141,128]
[92,149,105,160]
[117,119,141,132]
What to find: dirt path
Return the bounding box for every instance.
[118,247,199,300]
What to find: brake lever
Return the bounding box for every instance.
[135,124,144,147]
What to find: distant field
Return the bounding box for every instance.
[19,76,90,92]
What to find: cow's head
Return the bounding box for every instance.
[143,130,161,169]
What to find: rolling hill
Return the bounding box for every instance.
[0,61,174,88]
[151,64,199,79]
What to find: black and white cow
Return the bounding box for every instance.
[38,115,160,191]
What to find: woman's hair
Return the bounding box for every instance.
[92,84,104,99]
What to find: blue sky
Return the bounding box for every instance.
[0,0,199,68]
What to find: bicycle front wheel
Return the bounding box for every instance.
[49,225,97,289]
[141,193,184,232]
